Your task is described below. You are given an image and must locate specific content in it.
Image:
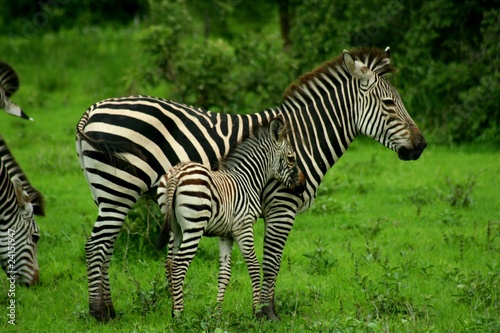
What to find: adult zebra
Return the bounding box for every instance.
[156,117,305,316]
[76,47,426,321]
[0,136,44,285]
[0,61,45,285]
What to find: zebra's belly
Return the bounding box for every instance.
[204,207,257,238]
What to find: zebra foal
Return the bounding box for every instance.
[156,117,305,316]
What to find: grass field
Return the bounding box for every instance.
[0,28,499,332]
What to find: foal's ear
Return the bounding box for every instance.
[269,116,286,142]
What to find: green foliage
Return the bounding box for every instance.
[130,272,168,316]
[174,38,238,112]
[136,0,295,113]
[443,175,476,208]
[453,265,499,310]
[115,196,163,261]
[303,237,337,275]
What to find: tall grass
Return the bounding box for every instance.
[0,28,499,333]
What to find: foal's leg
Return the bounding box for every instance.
[234,226,261,314]
[216,236,234,312]
[169,218,206,316]
[165,221,181,298]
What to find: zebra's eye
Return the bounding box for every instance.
[286,153,296,164]
[382,99,396,107]
[32,233,40,244]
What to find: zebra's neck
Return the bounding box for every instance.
[260,65,359,191]
[218,130,274,195]
[0,159,18,220]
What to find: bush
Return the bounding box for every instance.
[136,0,295,114]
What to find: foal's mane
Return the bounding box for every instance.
[214,124,270,172]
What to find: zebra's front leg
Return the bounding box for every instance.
[257,216,295,320]
[234,228,261,314]
[216,236,234,313]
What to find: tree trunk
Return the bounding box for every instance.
[278,0,291,49]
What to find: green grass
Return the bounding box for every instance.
[0,28,499,333]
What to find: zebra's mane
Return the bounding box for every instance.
[0,61,20,97]
[0,135,45,216]
[283,47,397,101]
[215,124,274,172]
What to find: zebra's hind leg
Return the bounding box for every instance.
[216,236,234,314]
[86,205,130,322]
[257,214,296,321]
[86,236,117,321]
[169,219,204,316]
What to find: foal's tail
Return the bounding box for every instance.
[156,172,179,250]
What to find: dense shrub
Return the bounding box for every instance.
[0,0,147,33]
[136,0,295,113]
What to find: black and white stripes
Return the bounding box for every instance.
[76,47,426,321]
[0,61,43,285]
[0,136,42,285]
[0,62,33,121]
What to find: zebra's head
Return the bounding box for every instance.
[343,47,426,161]
[0,61,33,121]
[0,177,40,286]
[268,117,306,194]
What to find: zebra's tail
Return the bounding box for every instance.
[156,173,178,250]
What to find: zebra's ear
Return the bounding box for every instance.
[343,50,374,84]
[12,177,28,208]
[384,46,391,59]
[269,117,286,143]
[379,46,392,69]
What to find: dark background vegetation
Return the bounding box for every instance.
[1,0,498,144]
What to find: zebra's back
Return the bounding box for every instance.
[77,96,272,193]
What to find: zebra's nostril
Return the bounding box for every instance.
[292,172,306,194]
[418,140,427,151]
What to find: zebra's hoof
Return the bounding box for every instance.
[255,303,280,321]
[89,302,116,322]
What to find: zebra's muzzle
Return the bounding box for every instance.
[398,135,427,161]
[291,171,306,194]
